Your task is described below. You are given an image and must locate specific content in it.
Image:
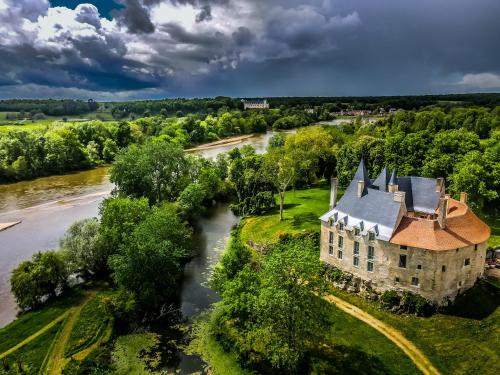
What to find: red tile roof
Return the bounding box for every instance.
[390,199,490,251]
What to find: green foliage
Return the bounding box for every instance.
[60,218,107,278]
[109,204,191,310]
[111,139,190,204]
[10,251,68,310]
[177,182,207,217]
[211,230,253,293]
[112,333,162,375]
[99,197,151,260]
[380,290,401,310]
[62,346,112,375]
[210,238,330,373]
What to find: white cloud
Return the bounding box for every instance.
[459,72,500,89]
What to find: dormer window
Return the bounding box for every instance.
[354,227,360,236]
[368,232,375,241]
[338,222,344,231]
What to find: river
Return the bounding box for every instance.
[0,130,291,330]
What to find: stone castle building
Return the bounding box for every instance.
[319,160,491,305]
[241,99,270,110]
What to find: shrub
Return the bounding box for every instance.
[380,290,401,310]
[401,292,435,317]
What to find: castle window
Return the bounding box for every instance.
[458,281,462,287]
[338,222,344,231]
[400,245,407,250]
[353,242,360,267]
[353,241,360,255]
[442,265,446,272]
[353,256,359,267]
[474,244,478,251]
[395,277,400,283]
[338,236,344,249]
[399,254,407,268]
[367,262,374,272]
[368,246,375,260]
[338,249,343,259]
[411,277,419,286]
[329,245,334,256]
[417,264,422,270]
[329,231,334,244]
[464,258,470,266]
[368,232,375,241]
[354,227,360,236]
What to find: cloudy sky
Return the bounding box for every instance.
[0,0,499,99]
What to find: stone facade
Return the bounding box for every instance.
[242,99,270,110]
[320,222,488,304]
[319,160,491,305]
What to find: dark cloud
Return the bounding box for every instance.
[1,0,500,98]
[112,0,155,34]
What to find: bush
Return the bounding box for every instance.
[401,292,435,317]
[380,290,401,310]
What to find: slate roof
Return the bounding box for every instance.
[320,160,402,240]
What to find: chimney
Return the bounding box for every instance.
[357,180,365,198]
[329,177,338,209]
[436,177,444,193]
[394,191,406,203]
[460,192,468,205]
[437,197,448,229]
[388,183,398,193]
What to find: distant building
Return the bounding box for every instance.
[242,99,270,110]
[319,159,490,305]
[337,109,372,116]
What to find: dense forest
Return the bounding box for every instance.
[0,99,98,116]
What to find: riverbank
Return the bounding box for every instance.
[185,134,255,152]
[0,221,21,232]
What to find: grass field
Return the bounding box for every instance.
[0,290,83,353]
[64,292,112,357]
[240,183,335,245]
[0,320,64,375]
[0,110,116,130]
[328,285,499,375]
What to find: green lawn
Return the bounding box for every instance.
[240,184,334,246]
[0,290,83,353]
[328,285,499,375]
[316,298,419,374]
[482,211,500,248]
[64,292,112,357]
[0,319,63,375]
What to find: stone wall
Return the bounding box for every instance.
[320,221,488,305]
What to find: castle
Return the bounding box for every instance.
[241,99,270,110]
[319,159,490,305]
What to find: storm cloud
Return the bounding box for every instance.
[0,0,499,99]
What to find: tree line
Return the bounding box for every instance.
[0,99,98,116]
[0,108,316,183]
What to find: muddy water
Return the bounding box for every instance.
[0,130,290,328]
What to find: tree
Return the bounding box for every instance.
[11,251,68,310]
[422,129,480,178]
[99,197,151,258]
[177,183,206,218]
[264,148,296,221]
[60,218,107,278]
[109,204,191,310]
[213,238,330,372]
[110,139,190,204]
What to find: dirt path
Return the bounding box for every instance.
[45,291,96,375]
[324,294,441,375]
